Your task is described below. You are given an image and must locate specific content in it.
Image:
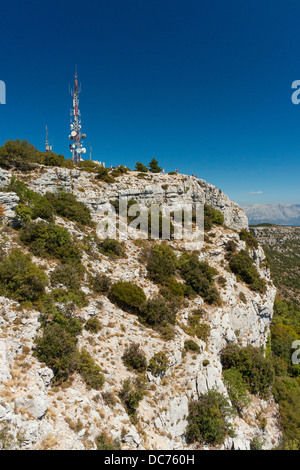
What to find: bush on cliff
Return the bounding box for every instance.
[0,249,48,304]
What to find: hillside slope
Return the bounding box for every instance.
[0,166,280,450]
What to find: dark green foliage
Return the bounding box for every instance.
[239,229,259,249]
[270,297,300,449]
[95,432,121,450]
[109,281,146,313]
[96,166,115,183]
[203,204,224,231]
[186,390,234,445]
[221,344,275,397]
[50,262,85,291]
[184,339,201,354]
[119,376,146,422]
[139,295,176,327]
[89,272,111,294]
[0,249,48,304]
[148,158,162,173]
[0,139,67,170]
[271,323,299,376]
[223,368,251,413]
[46,307,83,337]
[77,349,105,390]
[7,179,91,226]
[145,243,177,285]
[51,287,88,308]
[272,377,300,448]
[43,152,65,167]
[186,315,211,342]
[122,343,147,373]
[225,239,238,255]
[0,139,44,170]
[228,249,267,293]
[177,251,220,304]
[77,160,100,173]
[6,177,40,205]
[135,162,148,172]
[85,317,102,333]
[34,324,79,381]
[148,352,169,376]
[45,191,92,226]
[99,238,125,258]
[20,221,81,263]
[31,197,55,222]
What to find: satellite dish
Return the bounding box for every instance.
[81,133,86,139]
[71,131,77,137]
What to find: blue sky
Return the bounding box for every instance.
[0,0,300,206]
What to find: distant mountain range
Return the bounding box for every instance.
[242,203,300,226]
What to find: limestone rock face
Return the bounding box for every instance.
[0,192,19,220]
[0,166,281,451]
[5,166,249,231]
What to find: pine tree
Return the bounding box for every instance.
[148,158,162,173]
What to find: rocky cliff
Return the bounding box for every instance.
[0,166,281,450]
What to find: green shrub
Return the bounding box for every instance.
[95,432,121,450]
[0,249,48,304]
[239,229,258,249]
[186,390,234,445]
[51,287,88,308]
[203,204,224,231]
[46,307,83,337]
[228,249,266,293]
[89,273,111,294]
[145,243,177,285]
[148,352,169,377]
[31,196,55,222]
[34,323,79,381]
[109,281,146,313]
[50,262,85,291]
[99,238,125,258]
[0,139,43,170]
[0,139,67,170]
[223,368,251,413]
[20,221,82,263]
[186,315,211,342]
[139,295,176,327]
[77,160,100,173]
[77,349,105,390]
[119,376,146,422]
[122,343,147,373]
[45,191,92,226]
[15,203,34,223]
[184,339,201,354]
[221,344,275,397]
[85,317,102,333]
[177,251,220,304]
[135,162,148,172]
[6,177,40,205]
[96,166,115,183]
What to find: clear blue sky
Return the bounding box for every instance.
[1,0,300,206]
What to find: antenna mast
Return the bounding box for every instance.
[45,125,52,152]
[69,69,86,164]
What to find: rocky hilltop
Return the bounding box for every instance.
[0,165,281,450]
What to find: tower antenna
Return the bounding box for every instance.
[45,125,52,152]
[69,68,86,164]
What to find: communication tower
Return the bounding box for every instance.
[69,70,86,164]
[45,125,53,152]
